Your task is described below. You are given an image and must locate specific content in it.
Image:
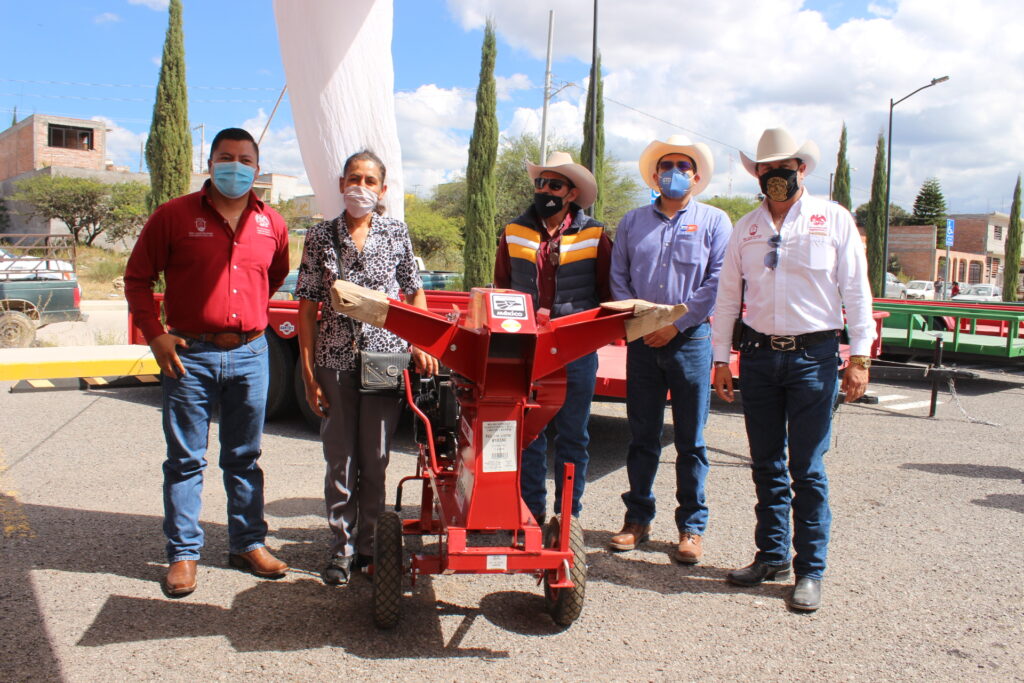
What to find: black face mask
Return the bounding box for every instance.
[759,167,800,202]
[533,192,564,219]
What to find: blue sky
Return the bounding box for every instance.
[2,0,1021,214]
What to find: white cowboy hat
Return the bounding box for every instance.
[637,134,714,197]
[740,127,820,177]
[525,151,598,209]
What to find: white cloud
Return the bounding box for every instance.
[90,117,146,170]
[495,73,533,101]
[128,0,169,10]
[93,12,120,24]
[438,0,1024,213]
[239,109,308,185]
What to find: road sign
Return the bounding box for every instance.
[946,218,955,247]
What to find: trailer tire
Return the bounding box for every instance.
[265,331,295,420]
[543,514,587,627]
[373,511,404,629]
[0,310,36,348]
[293,356,321,430]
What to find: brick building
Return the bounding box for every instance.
[886,224,983,284]
[0,114,109,182]
[947,213,1009,286]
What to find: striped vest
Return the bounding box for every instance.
[502,207,605,318]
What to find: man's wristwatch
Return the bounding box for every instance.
[848,355,871,369]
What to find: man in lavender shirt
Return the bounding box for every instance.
[607,135,732,564]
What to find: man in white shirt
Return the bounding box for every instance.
[710,127,873,612]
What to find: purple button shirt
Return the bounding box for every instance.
[610,199,732,332]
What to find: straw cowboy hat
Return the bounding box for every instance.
[526,151,598,208]
[740,127,820,177]
[637,134,714,197]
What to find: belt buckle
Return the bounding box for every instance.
[212,332,244,350]
[770,335,797,352]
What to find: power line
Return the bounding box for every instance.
[0,92,280,104]
[0,78,280,92]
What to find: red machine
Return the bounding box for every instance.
[330,282,684,629]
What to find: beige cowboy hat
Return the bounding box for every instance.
[740,127,820,177]
[526,151,598,209]
[637,134,714,196]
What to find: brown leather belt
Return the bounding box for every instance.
[171,329,265,350]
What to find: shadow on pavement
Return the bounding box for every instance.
[899,463,1024,482]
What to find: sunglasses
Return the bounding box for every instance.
[764,234,782,269]
[534,177,572,192]
[658,160,694,173]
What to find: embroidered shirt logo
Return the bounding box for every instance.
[255,214,270,228]
[195,218,207,231]
[189,217,213,238]
[809,214,827,227]
[749,223,759,236]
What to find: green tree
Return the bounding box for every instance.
[1004,174,1022,302]
[833,122,851,210]
[432,179,467,220]
[705,195,760,224]
[105,182,152,243]
[864,133,887,296]
[0,197,11,232]
[11,175,140,246]
[10,106,17,128]
[907,177,949,245]
[462,19,499,289]
[145,0,191,211]
[405,194,464,269]
[272,198,319,233]
[855,202,908,227]
[580,53,605,220]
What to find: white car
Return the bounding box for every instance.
[952,284,1002,302]
[884,273,907,299]
[905,280,935,300]
[0,247,75,281]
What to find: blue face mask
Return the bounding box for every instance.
[658,169,692,199]
[211,161,255,199]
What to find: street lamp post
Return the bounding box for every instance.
[880,75,950,295]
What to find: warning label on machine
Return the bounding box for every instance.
[481,420,518,472]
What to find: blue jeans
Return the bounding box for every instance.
[739,335,839,580]
[520,351,598,518]
[161,334,270,562]
[622,322,712,534]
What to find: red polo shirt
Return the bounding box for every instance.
[125,182,290,343]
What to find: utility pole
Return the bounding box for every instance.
[539,11,554,164]
[588,0,598,172]
[192,123,205,172]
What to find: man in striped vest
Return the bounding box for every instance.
[494,151,613,525]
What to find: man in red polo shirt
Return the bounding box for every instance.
[125,128,290,597]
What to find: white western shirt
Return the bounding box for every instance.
[710,192,875,363]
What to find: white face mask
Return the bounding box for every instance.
[343,185,378,218]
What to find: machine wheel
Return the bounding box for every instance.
[293,355,321,430]
[373,511,404,629]
[542,514,587,627]
[264,331,295,420]
[0,310,36,348]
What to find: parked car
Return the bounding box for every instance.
[905,280,935,300]
[0,247,75,281]
[952,284,1002,302]
[884,273,907,299]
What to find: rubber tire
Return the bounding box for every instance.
[293,355,322,431]
[373,511,404,629]
[264,331,296,420]
[543,514,587,627]
[0,310,36,348]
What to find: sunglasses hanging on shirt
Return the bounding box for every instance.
[764,234,782,269]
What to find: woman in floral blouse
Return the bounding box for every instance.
[295,150,437,586]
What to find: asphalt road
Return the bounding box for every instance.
[1,371,1022,681]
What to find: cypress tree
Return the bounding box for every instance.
[145,0,191,211]
[909,177,949,245]
[1004,174,1022,302]
[865,133,887,296]
[580,53,604,220]
[11,106,17,128]
[833,122,851,210]
[462,20,499,290]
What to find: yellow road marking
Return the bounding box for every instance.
[0,448,34,538]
